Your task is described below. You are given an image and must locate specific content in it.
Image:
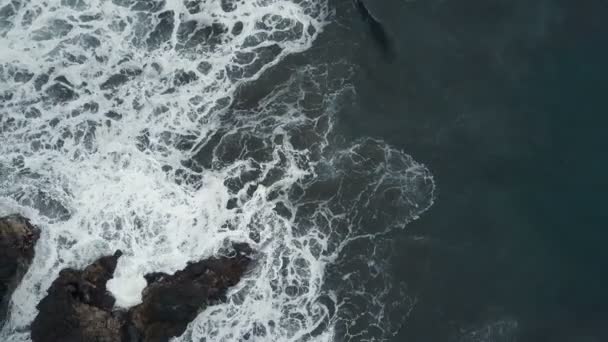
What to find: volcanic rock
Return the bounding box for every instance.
[30,250,123,342]
[0,215,40,325]
[31,243,252,342]
[127,243,253,342]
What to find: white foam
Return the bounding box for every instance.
[0,0,435,341]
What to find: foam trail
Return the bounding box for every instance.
[0,0,434,341]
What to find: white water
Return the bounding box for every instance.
[0,0,435,341]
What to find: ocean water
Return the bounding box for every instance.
[0,0,434,341]
[2,0,606,341]
[336,0,608,341]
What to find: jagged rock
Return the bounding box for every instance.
[31,243,252,342]
[127,243,252,342]
[0,215,40,325]
[30,251,123,342]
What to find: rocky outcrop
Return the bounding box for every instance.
[30,250,124,342]
[127,243,252,342]
[31,243,252,342]
[0,215,40,325]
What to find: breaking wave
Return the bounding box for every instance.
[0,0,434,341]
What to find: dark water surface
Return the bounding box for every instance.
[327,0,608,341]
[254,0,608,340]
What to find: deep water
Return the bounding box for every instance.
[324,0,608,340]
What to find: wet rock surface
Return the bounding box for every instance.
[31,243,252,342]
[31,250,124,342]
[127,243,252,342]
[0,215,40,325]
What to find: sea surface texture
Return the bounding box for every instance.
[3,0,605,341]
[0,0,435,341]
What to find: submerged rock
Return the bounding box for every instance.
[31,250,124,342]
[31,243,252,342]
[0,215,40,325]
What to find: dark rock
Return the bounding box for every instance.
[127,243,252,342]
[0,215,40,325]
[31,243,252,342]
[31,251,123,342]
